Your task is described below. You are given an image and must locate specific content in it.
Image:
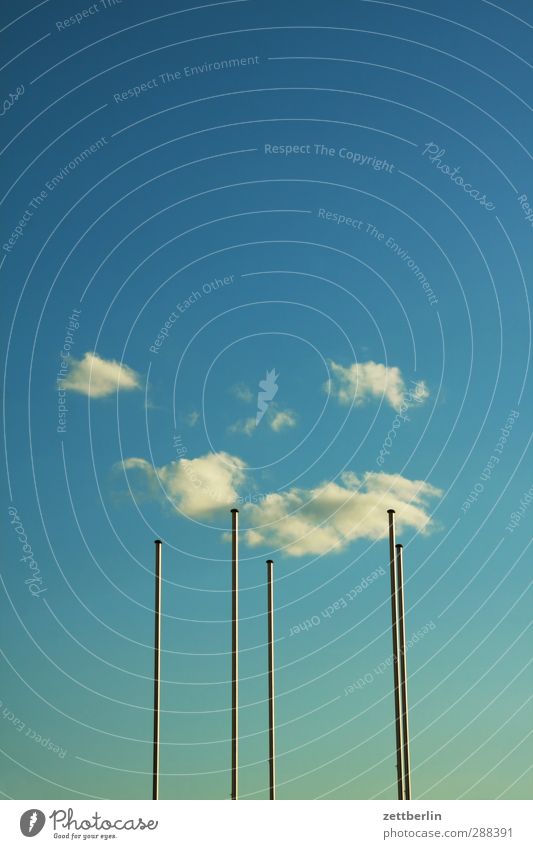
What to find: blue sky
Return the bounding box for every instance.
[1,0,532,800]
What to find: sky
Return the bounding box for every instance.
[1,0,532,801]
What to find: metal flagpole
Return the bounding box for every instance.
[396,543,411,800]
[231,509,239,800]
[387,509,405,800]
[152,540,162,801]
[266,559,276,800]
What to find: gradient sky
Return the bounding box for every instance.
[1,0,532,801]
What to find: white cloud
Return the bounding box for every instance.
[231,383,253,403]
[242,471,442,557]
[62,352,141,398]
[186,411,200,427]
[229,407,297,436]
[121,451,247,517]
[270,409,297,432]
[228,417,257,437]
[119,449,441,557]
[326,360,428,411]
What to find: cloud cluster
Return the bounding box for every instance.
[62,352,141,398]
[229,407,297,436]
[242,471,442,556]
[228,417,257,437]
[326,360,429,411]
[120,449,441,556]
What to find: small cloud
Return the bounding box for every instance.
[231,383,253,403]
[270,409,297,432]
[228,406,296,436]
[61,352,141,398]
[121,451,247,518]
[186,411,200,427]
[326,360,428,412]
[228,416,257,437]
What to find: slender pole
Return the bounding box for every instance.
[396,543,411,800]
[266,559,276,800]
[152,540,162,801]
[387,510,404,800]
[231,509,239,800]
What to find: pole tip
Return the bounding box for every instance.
[154,539,163,545]
[266,559,274,565]
[230,508,239,513]
[396,543,403,549]
[387,508,395,514]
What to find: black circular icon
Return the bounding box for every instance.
[20,810,46,837]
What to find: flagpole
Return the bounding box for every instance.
[396,543,411,800]
[387,510,404,800]
[152,540,162,800]
[231,509,239,800]
[266,559,276,800]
